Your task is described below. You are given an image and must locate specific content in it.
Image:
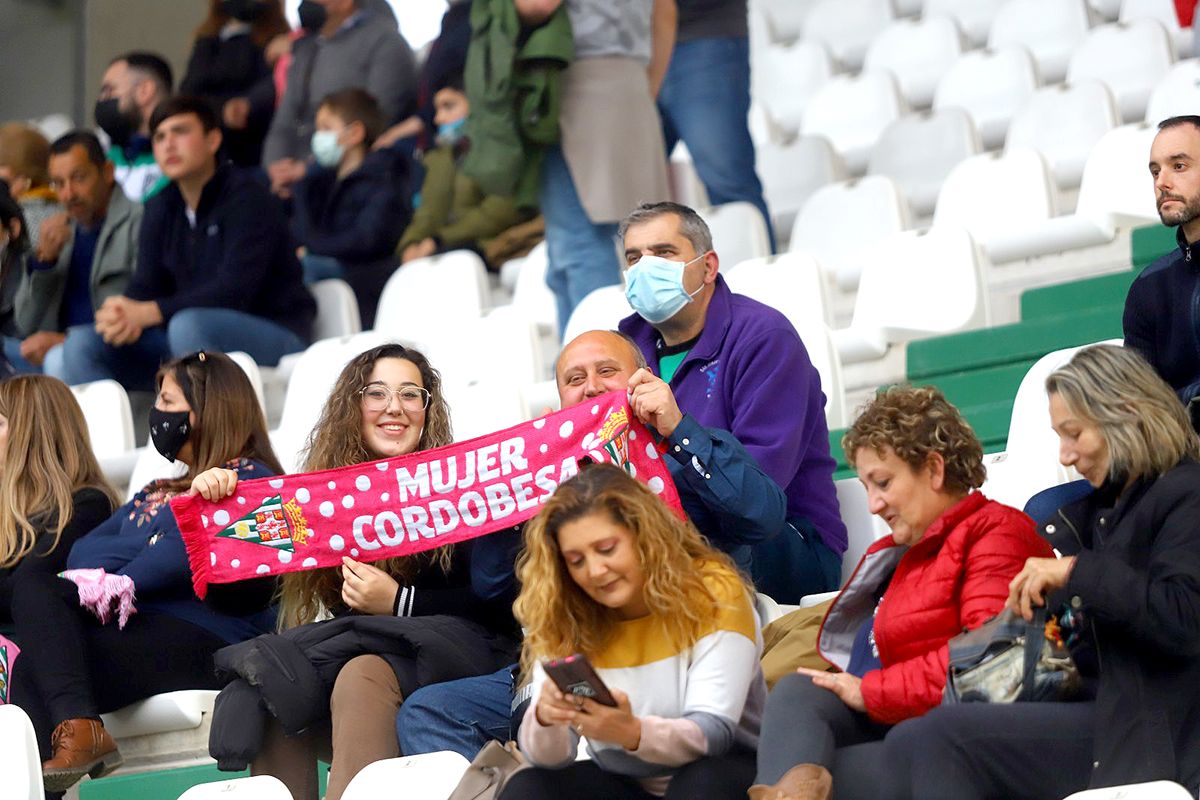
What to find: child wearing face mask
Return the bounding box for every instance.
[291,88,410,329]
[397,74,535,272]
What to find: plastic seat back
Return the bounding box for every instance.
[0,705,44,800]
[758,135,847,241]
[802,71,906,175]
[71,379,135,462]
[309,278,362,341]
[789,175,911,291]
[864,15,965,109]
[934,46,1039,150]
[1120,0,1192,56]
[1074,122,1161,230]
[923,0,1007,46]
[868,107,981,217]
[1067,19,1175,124]
[374,250,491,342]
[341,751,471,800]
[178,775,294,799]
[989,0,1090,84]
[700,202,771,269]
[754,40,834,137]
[1006,80,1119,189]
[562,286,634,348]
[1144,58,1200,123]
[803,0,895,70]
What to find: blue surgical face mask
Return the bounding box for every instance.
[311,130,344,168]
[436,117,467,147]
[623,253,707,324]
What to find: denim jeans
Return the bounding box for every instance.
[396,665,516,760]
[301,253,346,284]
[45,308,308,391]
[540,146,622,338]
[3,335,39,374]
[658,36,776,252]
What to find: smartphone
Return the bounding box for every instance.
[542,654,617,707]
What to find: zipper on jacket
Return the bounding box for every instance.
[1056,509,1103,674]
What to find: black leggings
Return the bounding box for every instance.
[498,749,757,800]
[10,572,227,757]
[756,673,893,800]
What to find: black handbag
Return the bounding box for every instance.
[944,608,1081,704]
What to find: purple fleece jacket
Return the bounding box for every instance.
[620,275,847,555]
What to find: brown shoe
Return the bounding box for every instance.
[42,718,123,792]
[747,764,833,800]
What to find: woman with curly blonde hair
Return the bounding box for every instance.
[197,343,518,800]
[750,386,1053,800]
[502,463,766,800]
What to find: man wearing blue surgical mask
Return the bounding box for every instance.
[619,201,846,603]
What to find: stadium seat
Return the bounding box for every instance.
[801,0,895,71]
[989,0,1091,85]
[124,437,187,500]
[757,135,847,244]
[754,40,834,138]
[102,691,218,740]
[755,592,785,625]
[0,704,44,800]
[1066,19,1175,124]
[934,46,1039,150]
[374,250,492,345]
[1062,781,1196,800]
[1120,0,1192,57]
[1072,122,1161,231]
[1005,80,1119,190]
[757,0,818,43]
[832,477,891,583]
[789,175,912,291]
[834,225,990,363]
[562,286,634,348]
[428,311,545,393]
[341,751,471,800]
[441,376,531,441]
[309,278,362,340]
[700,201,772,267]
[1088,0,1123,18]
[863,16,965,109]
[72,379,136,462]
[505,241,558,338]
[923,0,1006,46]
[723,253,848,427]
[177,775,293,800]
[868,108,981,217]
[802,71,906,175]
[1145,58,1200,123]
[225,351,266,414]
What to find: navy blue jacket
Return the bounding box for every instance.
[67,459,277,644]
[127,163,316,341]
[1124,227,1200,404]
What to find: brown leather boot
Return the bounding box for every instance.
[42,718,123,792]
[747,764,833,800]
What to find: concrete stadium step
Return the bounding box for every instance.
[1020,272,1134,322]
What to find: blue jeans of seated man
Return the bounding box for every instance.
[3,335,39,374]
[397,665,517,760]
[750,517,841,605]
[658,36,775,253]
[540,145,622,338]
[301,253,346,284]
[45,308,308,391]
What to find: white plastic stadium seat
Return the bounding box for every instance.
[341,751,471,800]
[1145,58,1200,124]
[757,0,818,43]
[178,775,294,799]
[802,0,895,71]
[756,135,847,243]
[0,704,44,800]
[833,226,990,364]
[102,690,218,739]
[802,71,906,175]
[308,278,362,341]
[833,477,891,584]
[699,202,771,269]
[1089,0,1124,19]
[723,254,847,427]
[1066,19,1175,124]
[125,435,188,500]
[441,377,529,442]
[923,0,1007,46]
[374,250,492,346]
[989,0,1091,85]
[1121,0,1192,57]
[789,175,912,291]
[226,351,267,414]
[863,16,965,109]
[427,311,544,392]
[868,108,981,217]
[754,40,834,138]
[71,379,136,462]
[1071,122,1161,231]
[506,241,558,338]
[1005,80,1119,190]
[1062,781,1196,800]
[934,47,1039,150]
[561,286,634,351]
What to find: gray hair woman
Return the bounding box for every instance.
[881,344,1200,800]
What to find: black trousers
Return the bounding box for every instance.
[498,749,756,800]
[757,673,892,796]
[882,702,1096,800]
[10,572,227,757]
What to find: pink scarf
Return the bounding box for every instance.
[173,392,682,598]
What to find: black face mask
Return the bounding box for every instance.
[221,0,262,22]
[149,407,192,463]
[94,97,139,149]
[297,0,328,33]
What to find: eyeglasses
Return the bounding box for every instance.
[358,384,431,411]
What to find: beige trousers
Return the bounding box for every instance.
[252,655,404,800]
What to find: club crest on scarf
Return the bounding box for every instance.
[215,495,312,553]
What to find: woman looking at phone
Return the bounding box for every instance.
[501,464,766,800]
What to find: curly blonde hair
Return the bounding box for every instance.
[277,344,455,629]
[514,464,749,678]
[842,385,985,494]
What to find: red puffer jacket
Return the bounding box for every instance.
[818,492,1053,725]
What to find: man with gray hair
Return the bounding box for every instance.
[618,201,846,603]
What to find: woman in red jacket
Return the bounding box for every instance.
[750,386,1052,800]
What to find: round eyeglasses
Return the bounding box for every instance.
[358,385,431,412]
